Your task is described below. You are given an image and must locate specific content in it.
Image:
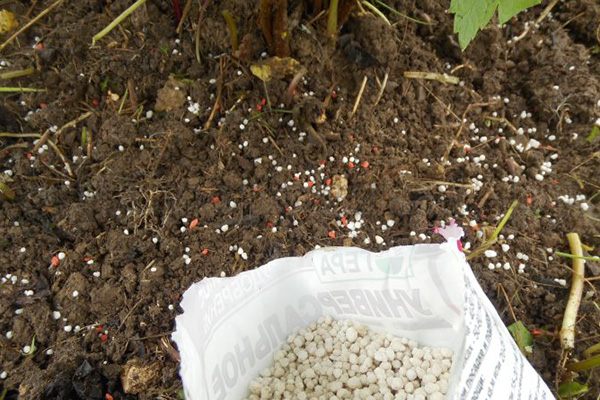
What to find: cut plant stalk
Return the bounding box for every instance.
[92,0,148,45]
[560,233,585,350]
[0,67,35,80]
[404,71,459,85]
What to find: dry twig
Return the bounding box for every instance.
[33,111,93,153]
[350,75,368,118]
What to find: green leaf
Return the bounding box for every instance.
[450,0,498,49]
[507,321,533,356]
[587,125,599,143]
[498,0,541,24]
[450,0,541,49]
[557,380,589,397]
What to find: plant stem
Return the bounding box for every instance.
[566,353,600,372]
[489,200,518,242]
[555,252,600,262]
[118,88,128,114]
[195,0,211,63]
[362,1,391,25]
[0,67,35,80]
[560,233,585,350]
[327,0,339,39]
[262,80,272,114]
[584,342,600,359]
[222,10,238,52]
[466,200,518,260]
[372,0,431,25]
[92,0,148,45]
[175,0,193,35]
[0,87,46,93]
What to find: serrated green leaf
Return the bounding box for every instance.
[498,0,541,24]
[508,321,533,356]
[450,0,541,49]
[557,380,589,397]
[450,0,498,49]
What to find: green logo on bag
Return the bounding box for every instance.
[375,257,413,278]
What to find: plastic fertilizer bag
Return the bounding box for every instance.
[173,225,554,399]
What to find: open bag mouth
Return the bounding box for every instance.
[173,228,553,400]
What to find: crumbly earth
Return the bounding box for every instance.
[0,0,598,399]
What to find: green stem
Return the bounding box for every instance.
[81,127,88,147]
[372,0,432,25]
[466,200,518,261]
[566,353,600,372]
[489,200,518,242]
[584,342,600,359]
[118,88,128,114]
[0,66,35,80]
[362,1,391,25]
[222,10,238,52]
[0,87,46,93]
[92,0,148,45]
[327,0,339,39]
[262,80,272,114]
[555,252,600,262]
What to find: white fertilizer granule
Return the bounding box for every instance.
[245,316,453,400]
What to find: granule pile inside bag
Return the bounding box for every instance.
[245,317,452,400]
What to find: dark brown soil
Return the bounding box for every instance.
[0,0,599,398]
